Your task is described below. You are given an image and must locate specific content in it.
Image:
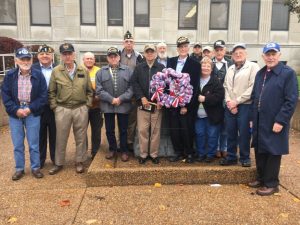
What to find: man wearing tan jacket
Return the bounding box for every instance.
[220,43,260,167]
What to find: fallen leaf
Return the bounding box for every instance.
[154,183,162,188]
[159,204,166,211]
[94,196,105,201]
[148,189,152,193]
[7,216,17,223]
[279,213,289,218]
[178,184,184,186]
[239,184,249,188]
[86,219,98,224]
[60,199,70,207]
[210,184,222,187]
[274,193,281,196]
[105,164,112,168]
[293,198,300,202]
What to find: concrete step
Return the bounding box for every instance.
[86,151,256,187]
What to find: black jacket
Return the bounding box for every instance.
[167,56,201,114]
[196,75,225,125]
[131,61,165,106]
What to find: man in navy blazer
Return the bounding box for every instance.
[32,44,56,169]
[167,37,201,163]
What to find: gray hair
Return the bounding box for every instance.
[157,42,167,48]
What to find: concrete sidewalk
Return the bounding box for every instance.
[0,126,299,225]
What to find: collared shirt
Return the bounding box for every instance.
[40,63,53,88]
[65,63,76,80]
[18,70,32,103]
[214,58,228,70]
[109,65,119,94]
[157,57,167,67]
[120,50,138,71]
[176,56,187,73]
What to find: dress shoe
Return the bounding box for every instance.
[195,155,206,162]
[127,143,134,152]
[138,157,147,164]
[105,151,116,160]
[221,151,227,158]
[168,155,184,162]
[150,157,160,164]
[185,154,194,163]
[248,180,262,188]
[219,158,238,166]
[256,186,279,196]
[215,151,222,158]
[75,162,84,173]
[241,161,251,167]
[49,165,63,175]
[32,169,44,179]
[121,153,129,162]
[12,170,25,181]
[205,157,214,163]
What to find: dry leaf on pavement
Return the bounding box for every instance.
[279,213,289,218]
[7,216,17,223]
[274,193,281,196]
[154,183,162,188]
[59,199,71,207]
[105,164,112,168]
[159,204,166,211]
[86,219,98,224]
[293,198,300,202]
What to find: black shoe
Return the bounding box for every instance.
[49,165,63,175]
[168,155,184,162]
[205,157,214,163]
[32,169,44,179]
[241,161,251,167]
[12,170,25,181]
[127,143,134,152]
[256,186,279,196]
[138,157,147,164]
[185,154,194,163]
[219,158,238,166]
[248,180,262,188]
[150,157,160,164]
[195,155,206,162]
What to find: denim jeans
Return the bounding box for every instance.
[225,104,251,162]
[9,113,41,171]
[195,117,220,158]
[218,121,227,151]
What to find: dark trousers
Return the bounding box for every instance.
[168,109,195,156]
[39,105,56,166]
[255,149,282,188]
[104,113,129,152]
[88,108,103,155]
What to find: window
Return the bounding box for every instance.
[241,0,260,30]
[134,0,149,27]
[178,0,198,29]
[210,0,229,29]
[80,0,96,25]
[107,0,123,26]
[30,0,51,26]
[271,0,289,30]
[0,0,16,25]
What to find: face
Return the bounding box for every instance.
[83,54,95,69]
[203,50,213,58]
[262,51,281,69]
[177,44,189,58]
[157,46,167,58]
[123,39,134,51]
[15,57,32,72]
[214,47,226,61]
[107,54,120,67]
[61,51,75,65]
[37,52,53,67]
[201,62,212,77]
[144,50,157,62]
[232,48,247,64]
[193,46,202,55]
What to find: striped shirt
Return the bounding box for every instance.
[18,70,32,103]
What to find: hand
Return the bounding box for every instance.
[141,97,149,107]
[23,107,31,116]
[227,100,238,110]
[156,104,162,110]
[273,122,283,133]
[16,109,26,118]
[230,107,238,114]
[198,95,205,103]
[180,107,187,115]
[115,98,121,106]
[249,121,253,128]
[111,98,118,105]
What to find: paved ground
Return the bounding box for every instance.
[0,126,299,225]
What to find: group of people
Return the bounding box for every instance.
[2,31,298,196]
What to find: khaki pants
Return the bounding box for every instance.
[127,102,137,145]
[54,105,89,165]
[137,108,162,158]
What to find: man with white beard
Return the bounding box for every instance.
[156,42,168,67]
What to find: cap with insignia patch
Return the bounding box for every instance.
[38,44,54,54]
[59,43,75,53]
[176,36,190,47]
[15,47,32,59]
[124,31,134,40]
[107,47,120,56]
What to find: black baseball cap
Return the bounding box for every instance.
[59,43,75,53]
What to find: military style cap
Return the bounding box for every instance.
[214,40,226,49]
[38,44,54,53]
[263,42,280,54]
[15,47,32,59]
[107,47,120,56]
[176,36,190,47]
[202,46,213,53]
[124,31,134,40]
[232,43,246,53]
[144,44,156,52]
[193,42,202,48]
[59,43,75,53]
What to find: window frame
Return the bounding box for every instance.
[271,0,290,31]
[80,0,96,25]
[209,0,230,30]
[29,0,51,26]
[0,0,17,25]
[240,0,260,30]
[178,0,198,30]
[134,0,150,27]
[107,0,123,26]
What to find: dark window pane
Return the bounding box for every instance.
[271,0,289,30]
[108,0,123,26]
[135,0,149,26]
[81,0,96,25]
[241,0,260,30]
[210,0,229,29]
[0,0,17,24]
[178,0,198,29]
[30,0,51,25]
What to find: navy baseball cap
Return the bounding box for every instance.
[263,42,280,54]
[15,47,32,59]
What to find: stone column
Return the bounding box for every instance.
[16,0,30,39]
[123,0,134,34]
[258,0,273,43]
[97,0,107,39]
[228,0,242,43]
[197,0,210,42]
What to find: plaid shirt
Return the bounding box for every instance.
[110,66,119,94]
[18,70,32,103]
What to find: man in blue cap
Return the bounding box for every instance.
[248,42,298,196]
[1,47,48,180]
